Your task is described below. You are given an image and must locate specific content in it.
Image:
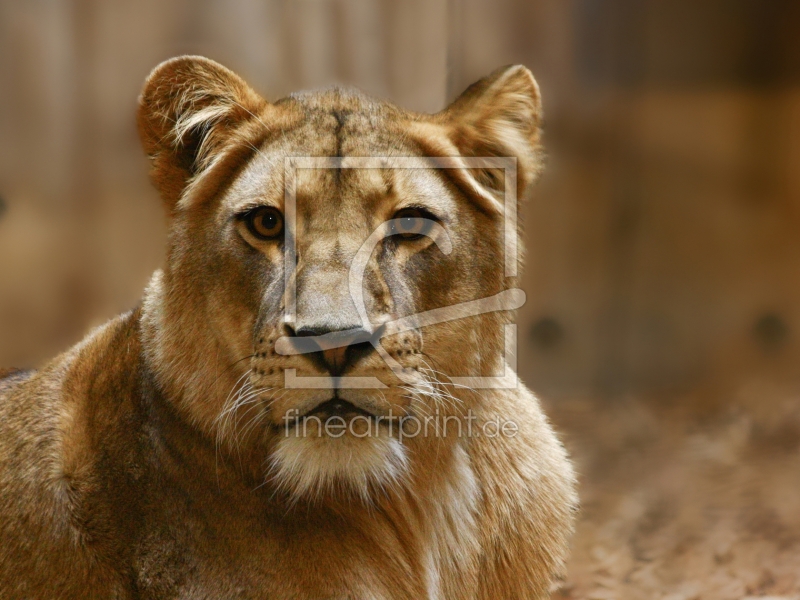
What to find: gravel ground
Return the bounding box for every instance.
[546,380,800,600]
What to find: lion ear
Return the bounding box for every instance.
[412,65,544,214]
[137,56,268,213]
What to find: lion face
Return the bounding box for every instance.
[137,57,542,500]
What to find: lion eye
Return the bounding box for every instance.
[392,208,433,240]
[245,207,284,240]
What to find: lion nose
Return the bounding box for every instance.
[286,323,377,376]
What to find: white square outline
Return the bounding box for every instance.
[283,156,519,389]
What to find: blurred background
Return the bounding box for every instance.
[2,1,800,598]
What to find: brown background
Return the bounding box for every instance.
[3,0,800,400]
[3,3,800,597]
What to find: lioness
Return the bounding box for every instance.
[0,57,576,599]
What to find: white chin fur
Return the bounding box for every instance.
[268,429,409,503]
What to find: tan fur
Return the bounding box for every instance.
[0,56,576,599]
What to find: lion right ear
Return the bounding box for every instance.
[409,65,544,215]
[137,56,269,213]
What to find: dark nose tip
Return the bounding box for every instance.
[285,324,376,376]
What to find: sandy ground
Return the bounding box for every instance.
[546,380,800,600]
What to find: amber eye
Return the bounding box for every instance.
[244,207,284,240]
[392,208,434,240]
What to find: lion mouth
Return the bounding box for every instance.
[303,398,376,421]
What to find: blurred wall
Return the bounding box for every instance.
[1,0,799,399]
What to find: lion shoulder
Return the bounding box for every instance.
[468,384,578,598]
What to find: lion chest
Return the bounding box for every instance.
[132,497,431,599]
[129,463,480,600]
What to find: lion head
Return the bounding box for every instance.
[137,56,542,502]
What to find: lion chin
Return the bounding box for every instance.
[269,428,409,503]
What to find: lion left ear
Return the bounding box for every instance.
[411,65,544,214]
[137,56,270,214]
